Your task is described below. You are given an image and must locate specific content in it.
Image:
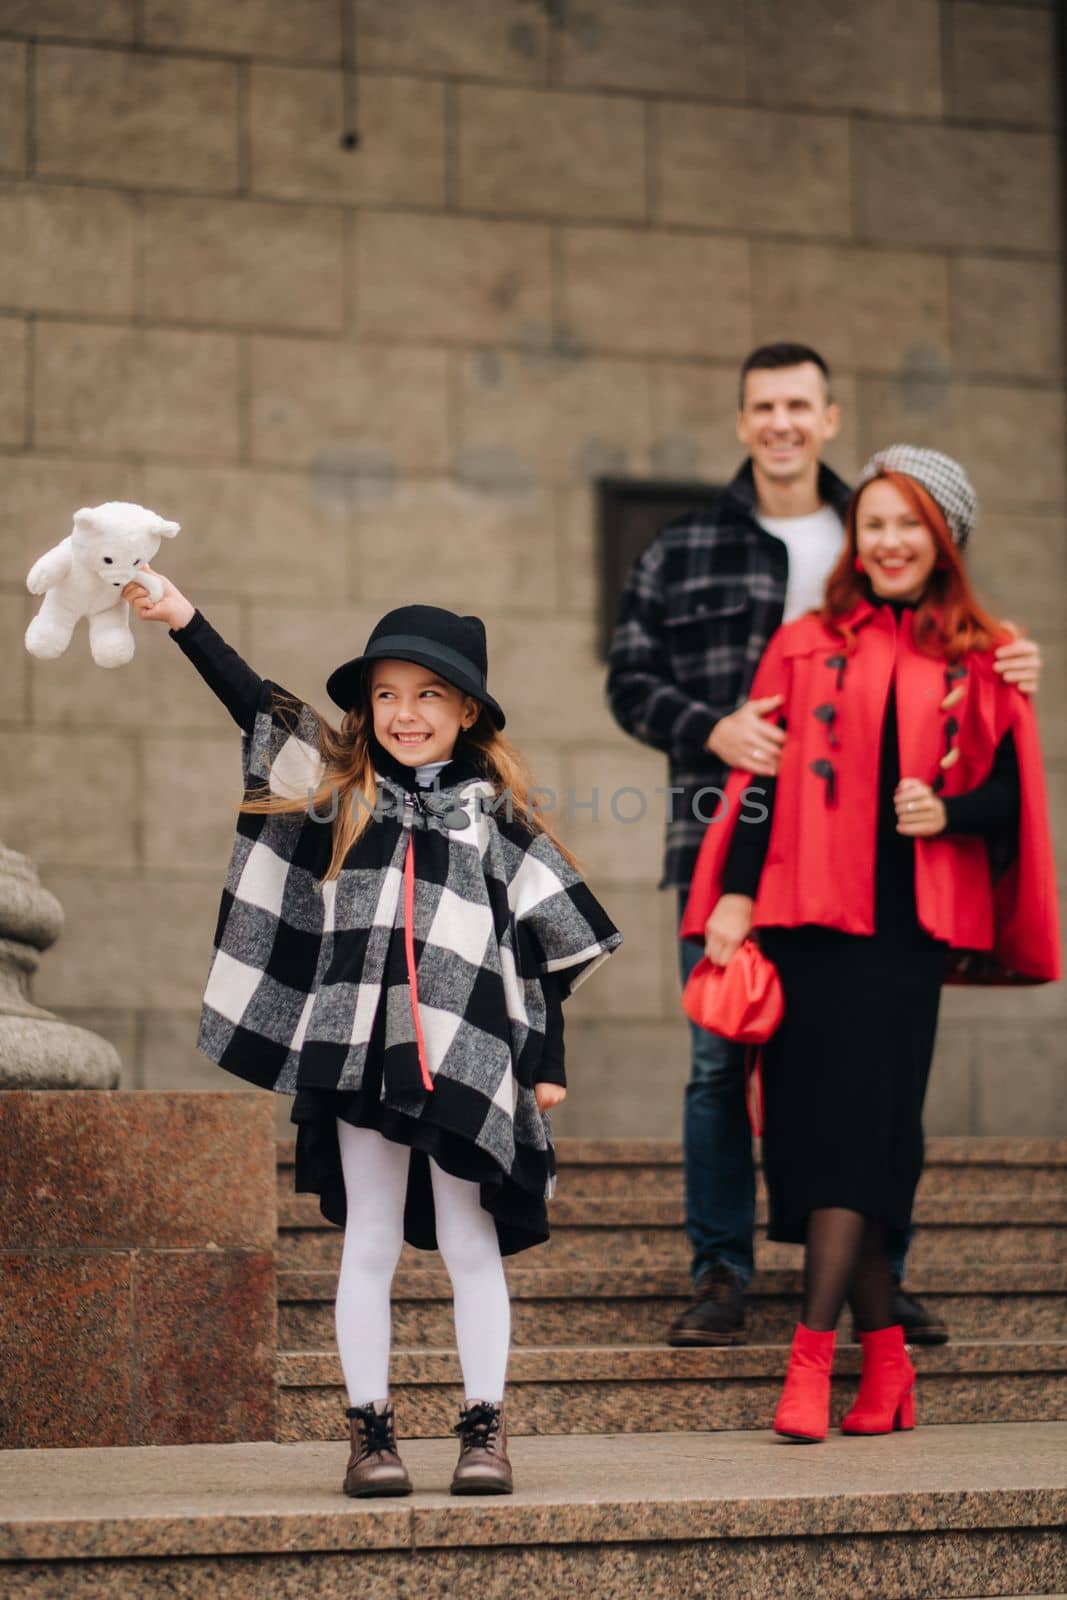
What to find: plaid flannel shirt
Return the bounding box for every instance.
[607,459,852,891]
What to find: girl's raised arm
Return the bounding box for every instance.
[124,567,263,734]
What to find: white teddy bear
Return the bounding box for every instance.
[25,502,180,668]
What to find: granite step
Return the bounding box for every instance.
[276,1339,1067,1442]
[275,1135,1067,1203]
[3,1425,1064,1600]
[276,1193,1067,1272]
[278,1262,1067,1350]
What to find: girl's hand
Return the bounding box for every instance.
[535,1083,566,1113]
[895,777,947,836]
[122,565,195,631]
[704,894,753,967]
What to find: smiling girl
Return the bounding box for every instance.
[680,446,1059,1446]
[123,582,621,1497]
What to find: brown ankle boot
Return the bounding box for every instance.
[342,1402,412,1497]
[449,1400,513,1495]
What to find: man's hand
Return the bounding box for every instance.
[895,778,947,837]
[704,894,754,967]
[993,626,1040,697]
[706,694,786,774]
[122,565,195,631]
[535,1083,566,1112]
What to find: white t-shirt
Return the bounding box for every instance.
[756,505,845,623]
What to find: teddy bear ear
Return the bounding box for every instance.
[72,506,98,531]
[154,518,181,539]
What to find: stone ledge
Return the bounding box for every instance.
[0,1425,1063,1562]
[278,1263,1067,1303]
[280,1341,1067,1389]
[276,1222,1064,1274]
[277,1192,1067,1233]
[276,1264,1067,1346]
[277,1342,1067,1440]
[6,1531,1062,1600]
[277,1136,1067,1168]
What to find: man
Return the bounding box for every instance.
[607,342,1041,1347]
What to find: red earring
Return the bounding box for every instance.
[853,556,864,574]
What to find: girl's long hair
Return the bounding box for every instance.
[240,666,578,881]
[822,469,1006,661]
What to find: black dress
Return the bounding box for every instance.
[722,604,1020,1244]
[171,610,566,1256]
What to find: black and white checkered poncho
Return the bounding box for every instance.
[198,679,622,1195]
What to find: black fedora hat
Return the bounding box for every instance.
[326,604,506,729]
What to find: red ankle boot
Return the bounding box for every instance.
[841,1325,916,1435]
[774,1323,836,1442]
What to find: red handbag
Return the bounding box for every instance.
[682,940,785,1137]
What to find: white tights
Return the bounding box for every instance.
[334,1122,511,1408]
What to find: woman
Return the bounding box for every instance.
[680,445,1060,1443]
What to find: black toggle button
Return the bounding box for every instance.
[813,703,839,747]
[810,757,837,805]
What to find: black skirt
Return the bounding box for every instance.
[758,923,944,1244]
[744,678,953,1244]
[290,999,550,1257]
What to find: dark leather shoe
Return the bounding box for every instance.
[667,1263,747,1347]
[850,1289,949,1346]
[891,1285,949,1346]
[342,1402,412,1497]
[450,1401,513,1495]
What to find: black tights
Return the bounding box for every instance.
[802,1207,894,1333]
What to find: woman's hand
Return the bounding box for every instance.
[122,565,195,631]
[895,777,947,837]
[704,894,753,967]
[535,1083,566,1113]
[993,627,1041,697]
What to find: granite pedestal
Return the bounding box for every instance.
[0,1091,276,1449]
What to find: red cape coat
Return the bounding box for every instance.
[680,601,1061,985]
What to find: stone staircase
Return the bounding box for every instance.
[4,1136,1064,1599]
[276,1136,1067,1445]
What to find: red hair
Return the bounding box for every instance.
[822,470,1006,662]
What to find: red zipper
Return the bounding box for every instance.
[402,814,434,1093]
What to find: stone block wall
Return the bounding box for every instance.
[0,0,1062,1136]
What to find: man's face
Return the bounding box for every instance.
[736,363,841,484]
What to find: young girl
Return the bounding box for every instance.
[125,578,621,1496]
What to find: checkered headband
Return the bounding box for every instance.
[856,445,978,550]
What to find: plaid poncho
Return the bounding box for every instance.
[198,680,622,1186]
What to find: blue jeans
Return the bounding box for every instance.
[677,896,911,1288]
